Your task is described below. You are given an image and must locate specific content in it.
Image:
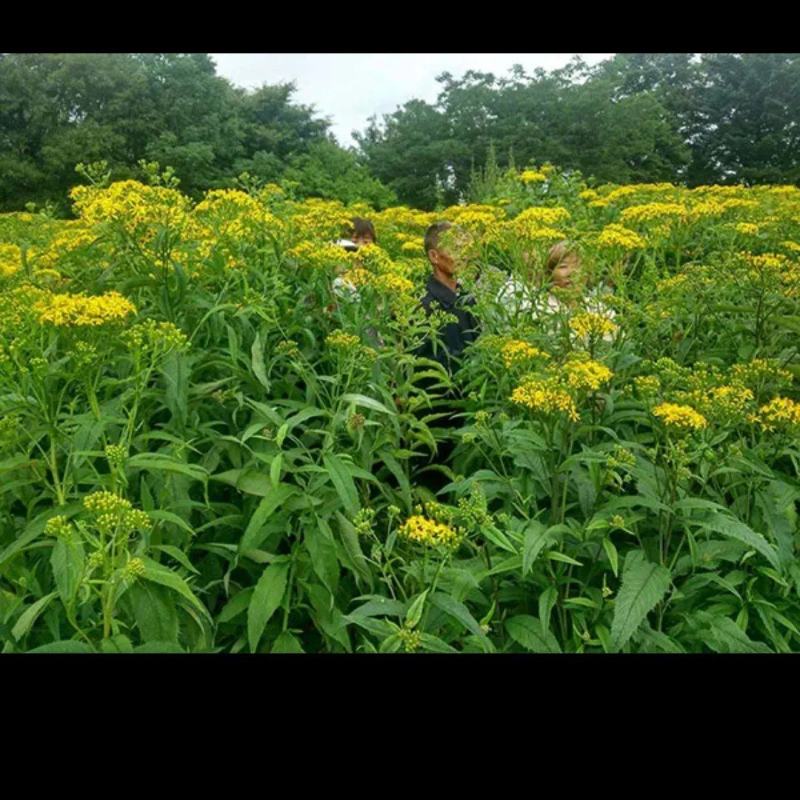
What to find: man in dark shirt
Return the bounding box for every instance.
[417,221,480,374]
[412,221,481,496]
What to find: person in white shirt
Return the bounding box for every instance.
[496,240,616,339]
[331,217,376,302]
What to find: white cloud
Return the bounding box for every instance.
[210,53,615,147]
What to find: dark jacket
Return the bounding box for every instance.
[417,274,480,375]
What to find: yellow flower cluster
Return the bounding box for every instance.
[596,223,646,250]
[562,355,614,392]
[83,490,132,515]
[569,311,618,339]
[287,241,350,270]
[35,290,137,327]
[730,358,793,389]
[734,222,760,235]
[123,319,189,353]
[45,515,74,540]
[398,515,460,547]
[123,558,146,580]
[326,330,361,351]
[754,397,800,433]
[510,377,580,422]
[520,170,547,184]
[620,203,687,225]
[634,375,662,396]
[29,227,98,271]
[501,340,548,369]
[70,181,191,233]
[371,273,415,295]
[0,243,22,278]
[286,198,354,242]
[682,384,755,424]
[652,402,708,432]
[513,206,571,227]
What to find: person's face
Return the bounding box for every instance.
[429,228,471,277]
[551,252,581,289]
[353,233,374,248]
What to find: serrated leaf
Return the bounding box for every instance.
[696,512,780,571]
[240,484,295,551]
[405,590,428,628]
[610,550,671,652]
[247,561,290,652]
[430,592,494,652]
[341,393,396,416]
[323,453,360,515]
[522,520,552,575]
[505,614,562,653]
[12,592,58,641]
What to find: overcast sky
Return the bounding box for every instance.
[210,53,615,148]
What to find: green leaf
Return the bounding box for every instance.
[610,550,671,652]
[305,518,340,596]
[522,519,552,575]
[247,561,290,652]
[141,557,211,622]
[419,633,459,653]
[271,631,304,653]
[696,613,773,654]
[128,582,179,643]
[270,453,283,487]
[148,510,195,537]
[323,453,360,515]
[430,592,494,652]
[150,545,199,575]
[405,590,428,628]
[695,512,780,571]
[505,614,562,653]
[240,484,296,551]
[602,538,619,577]
[127,454,208,483]
[134,642,186,653]
[27,639,94,653]
[341,393,396,416]
[217,588,255,624]
[0,505,82,568]
[50,538,85,609]
[546,551,583,566]
[538,585,558,636]
[12,592,58,641]
[251,332,270,390]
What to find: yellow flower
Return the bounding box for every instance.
[35,290,137,327]
[755,397,800,433]
[731,358,793,389]
[0,243,23,277]
[510,377,579,422]
[569,312,618,340]
[520,170,547,184]
[562,355,613,392]
[371,273,415,295]
[734,222,760,235]
[326,330,361,351]
[596,223,646,250]
[634,375,661,397]
[513,206,571,226]
[652,402,708,432]
[501,340,548,369]
[620,203,687,225]
[398,515,459,547]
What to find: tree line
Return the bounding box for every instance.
[2,52,798,212]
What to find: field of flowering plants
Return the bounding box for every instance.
[1,164,799,654]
